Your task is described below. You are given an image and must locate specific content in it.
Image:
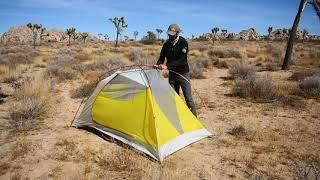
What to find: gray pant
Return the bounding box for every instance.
[168,72,197,116]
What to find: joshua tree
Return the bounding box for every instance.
[312,0,320,17]
[282,0,307,69]
[104,34,109,41]
[303,29,309,41]
[147,31,157,40]
[27,23,42,48]
[156,29,163,40]
[81,32,89,43]
[211,27,219,34]
[109,16,128,47]
[221,29,228,35]
[66,28,76,46]
[98,33,103,40]
[72,32,78,42]
[133,31,139,41]
[268,26,273,39]
[191,34,195,40]
[39,27,49,45]
[282,0,320,69]
[0,33,3,43]
[124,35,129,41]
[211,27,220,44]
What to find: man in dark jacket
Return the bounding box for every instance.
[154,24,197,116]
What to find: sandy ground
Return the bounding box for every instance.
[0,45,319,180]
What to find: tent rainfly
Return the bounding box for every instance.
[72,69,211,161]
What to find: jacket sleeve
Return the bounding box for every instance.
[156,45,166,65]
[167,41,188,69]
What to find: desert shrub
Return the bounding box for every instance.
[128,50,151,65]
[212,59,228,69]
[2,73,21,84]
[278,96,306,108]
[96,148,142,173]
[232,74,280,102]
[298,76,320,98]
[10,140,33,160]
[92,47,106,55]
[197,59,212,69]
[229,62,256,79]
[228,125,246,136]
[288,154,320,180]
[264,63,279,71]
[71,58,126,75]
[53,138,77,161]
[265,44,282,59]
[188,59,210,79]
[189,43,210,52]
[0,46,38,66]
[289,70,320,81]
[71,81,97,98]
[74,51,91,61]
[140,31,158,45]
[10,77,49,131]
[47,54,77,80]
[309,50,320,59]
[101,58,126,70]
[189,65,205,79]
[208,48,242,58]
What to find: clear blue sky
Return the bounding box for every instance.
[0,0,319,40]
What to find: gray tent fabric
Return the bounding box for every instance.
[104,74,146,100]
[144,69,184,134]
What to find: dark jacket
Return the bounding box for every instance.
[156,36,189,73]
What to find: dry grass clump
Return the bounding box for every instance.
[189,59,210,79]
[100,58,127,70]
[208,48,242,59]
[288,154,320,180]
[289,69,320,81]
[298,76,320,99]
[189,42,210,52]
[72,58,126,77]
[74,51,91,61]
[71,81,97,99]
[212,59,228,69]
[96,148,143,177]
[10,139,33,160]
[265,44,283,59]
[47,53,77,80]
[309,49,320,59]
[128,49,146,62]
[2,72,21,84]
[128,49,152,65]
[264,63,280,72]
[228,125,246,136]
[232,74,280,103]
[0,46,38,66]
[10,77,49,131]
[229,61,256,79]
[0,162,10,175]
[53,138,77,161]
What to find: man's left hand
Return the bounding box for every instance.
[159,64,167,70]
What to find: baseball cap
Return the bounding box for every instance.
[167,24,181,35]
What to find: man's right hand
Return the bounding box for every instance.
[153,65,160,69]
[153,64,167,70]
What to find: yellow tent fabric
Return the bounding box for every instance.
[73,69,211,161]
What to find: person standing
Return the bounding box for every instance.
[154,24,197,116]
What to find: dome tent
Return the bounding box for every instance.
[72,69,211,161]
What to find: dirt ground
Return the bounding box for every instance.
[0,41,319,179]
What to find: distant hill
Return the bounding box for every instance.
[0,25,98,44]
